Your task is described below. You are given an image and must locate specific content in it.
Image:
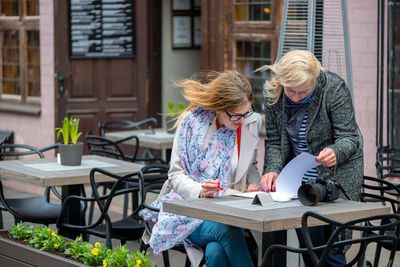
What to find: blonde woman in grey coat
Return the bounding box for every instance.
[259,50,363,267]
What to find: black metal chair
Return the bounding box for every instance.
[361,175,400,267]
[138,164,193,267]
[0,144,62,228]
[56,168,145,248]
[98,117,159,159]
[98,117,158,136]
[85,132,165,224]
[261,211,400,267]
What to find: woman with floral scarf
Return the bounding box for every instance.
[142,70,262,267]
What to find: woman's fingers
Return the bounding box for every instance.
[316,148,337,167]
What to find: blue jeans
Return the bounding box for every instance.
[296,225,346,267]
[188,220,253,267]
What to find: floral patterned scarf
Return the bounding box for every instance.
[142,107,237,254]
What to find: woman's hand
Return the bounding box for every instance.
[200,179,223,198]
[260,172,278,192]
[246,184,262,192]
[316,148,336,167]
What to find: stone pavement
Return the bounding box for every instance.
[1,179,399,267]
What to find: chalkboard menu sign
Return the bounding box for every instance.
[69,0,135,58]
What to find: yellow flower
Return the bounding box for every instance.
[90,244,93,248]
[136,259,142,267]
[91,248,99,256]
[95,242,101,248]
[54,244,58,249]
[77,236,82,242]
[51,232,60,239]
[47,228,51,233]
[103,260,107,267]
[43,243,47,247]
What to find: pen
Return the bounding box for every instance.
[203,174,210,180]
[202,174,223,190]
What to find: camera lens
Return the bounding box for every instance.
[298,183,326,206]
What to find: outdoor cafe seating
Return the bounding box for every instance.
[85,132,165,224]
[261,211,400,267]
[0,144,62,228]
[56,167,144,248]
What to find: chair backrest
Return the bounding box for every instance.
[138,164,169,235]
[0,144,45,160]
[98,117,158,136]
[57,167,140,230]
[361,175,400,214]
[376,156,400,182]
[262,211,400,267]
[85,132,139,162]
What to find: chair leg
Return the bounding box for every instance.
[162,250,170,267]
[0,210,3,229]
[373,244,383,267]
[185,255,191,267]
[139,240,149,252]
[123,183,129,218]
[88,192,95,225]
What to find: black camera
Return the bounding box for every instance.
[297,173,339,206]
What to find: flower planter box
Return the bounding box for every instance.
[0,230,86,267]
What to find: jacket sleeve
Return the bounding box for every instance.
[263,101,285,175]
[325,78,363,166]
[167,115,202,199]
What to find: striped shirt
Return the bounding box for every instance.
[288,112,318,182]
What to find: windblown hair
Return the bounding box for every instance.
[258,50,325,105]
[174,70,253,127]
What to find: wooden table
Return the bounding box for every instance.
[0,155,143,236]
[163,196,390,266]
[105,128,175,161]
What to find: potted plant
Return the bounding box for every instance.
[166,102,185,134]
[56,117,83,166]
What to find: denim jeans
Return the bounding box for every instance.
[188,220,253,267]
[296,225,346,267]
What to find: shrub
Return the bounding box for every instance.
[8,223,156,267]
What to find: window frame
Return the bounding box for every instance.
[227,0,282,113]
[0,1,40,115]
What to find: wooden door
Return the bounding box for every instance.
[54,0,162,144]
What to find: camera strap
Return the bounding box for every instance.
[333,179,351,200]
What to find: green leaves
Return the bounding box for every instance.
[168,101,185,117]
[69,117,82,144]
[55,117,82,144]
[8,223,156,267]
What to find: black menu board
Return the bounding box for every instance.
[69,0,135,58]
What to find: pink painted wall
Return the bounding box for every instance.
[0,0,55,154]
[347,0,379,176]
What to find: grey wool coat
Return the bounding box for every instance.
[263,71,364,201]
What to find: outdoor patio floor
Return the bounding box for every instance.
[1,178,399,267]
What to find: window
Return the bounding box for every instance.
[235,0,271,22]
[235,40,271,111]
[0,0,40,114]
[228,0,282,112]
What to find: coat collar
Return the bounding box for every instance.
[307,71,327,129]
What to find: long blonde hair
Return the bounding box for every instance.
[258,50,325,105]
[174,70,253,127]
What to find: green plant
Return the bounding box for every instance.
[167,102,175,117]
[56,117,82,144]
[8,223,156,267]
[167,102,185,117]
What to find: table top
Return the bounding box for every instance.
[163,196,391,232]
[105,128,175,150]
[0,155,143,187]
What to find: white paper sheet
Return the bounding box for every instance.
[274,152,321,201]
